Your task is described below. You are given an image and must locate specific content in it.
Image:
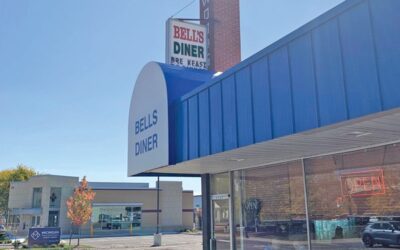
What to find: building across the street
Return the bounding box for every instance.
[127,0,400,249]
[193,195,202,230]
[7,175,193,236]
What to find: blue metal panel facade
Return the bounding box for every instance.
[269,47,294,137]
[157,63,213,165]
[312,19,348,125]
[339,2,381,118]
[209,83,223,154]
[175,0,400,164]
[198,90,210,157]
[251,58,273,143]
[188,96,199,160]
[369,0,400,109]
[177,101,188,162]
[289,35,319,132]
[236,67,254,147]
[222,75,238,150]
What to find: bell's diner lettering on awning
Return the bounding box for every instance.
[128,62,170,176]
[134,110,158,156]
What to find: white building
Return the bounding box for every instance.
[8,175,193,235]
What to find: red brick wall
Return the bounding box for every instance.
[243,161,305,221]
[200,0,241,72]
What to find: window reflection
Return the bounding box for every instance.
[91,206,142,230]
[234,161,308,250]
[32,188,42,208]
[210,143,400,249]
[305,144,400,249]
[49,187,61,208]
[211,172,230,195]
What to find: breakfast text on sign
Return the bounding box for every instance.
[134,110,158,156]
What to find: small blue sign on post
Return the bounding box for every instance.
[28,227,60,247]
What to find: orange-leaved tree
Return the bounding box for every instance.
[66,176,95,246]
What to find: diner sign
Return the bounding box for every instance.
[166,19,207,70]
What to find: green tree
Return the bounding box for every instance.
[0,165,37,217]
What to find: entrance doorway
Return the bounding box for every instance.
[48,211,59,227]
[211,194,231,250]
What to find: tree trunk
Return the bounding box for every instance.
[69,225,72,246]
[77,226,81,246]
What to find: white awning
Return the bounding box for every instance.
[150,108,400,175]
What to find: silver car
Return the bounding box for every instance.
[362,221,400,248]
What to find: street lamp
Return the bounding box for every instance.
[153,176,162,246]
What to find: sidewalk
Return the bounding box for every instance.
[68,233,202,250]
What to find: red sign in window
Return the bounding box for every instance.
[340,169,385,197]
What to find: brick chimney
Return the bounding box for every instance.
[200,0,241,72]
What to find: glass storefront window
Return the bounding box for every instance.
[209,143,400,249]
[91,206,142,230]
[233,161,308,250]
[211,172,230,195]
[304,144,400,249]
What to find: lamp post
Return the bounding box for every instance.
[157,176,160,234]
[153,176,162,246]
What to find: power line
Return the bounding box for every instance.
[170,0,197,18]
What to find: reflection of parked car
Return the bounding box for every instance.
[109,219,122,229]
[0,225,5,232]
[98,214,122,229]
[362,221,400,247]
[258,220,307,236]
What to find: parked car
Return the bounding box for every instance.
[362,221,400,247]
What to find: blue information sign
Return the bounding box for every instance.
[28,227,60,247]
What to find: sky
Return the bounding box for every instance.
[0,0,344,195]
